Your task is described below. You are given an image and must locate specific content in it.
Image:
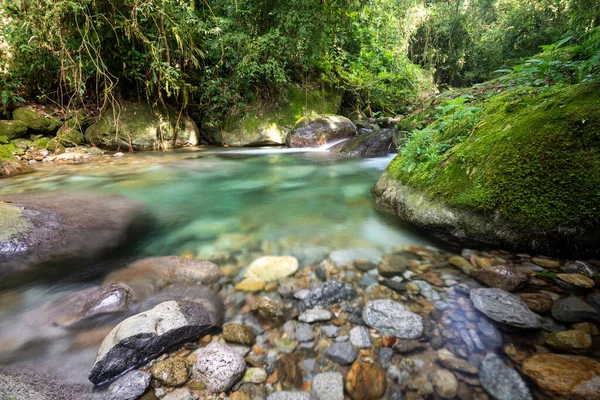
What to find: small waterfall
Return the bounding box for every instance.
[318,138,350,151]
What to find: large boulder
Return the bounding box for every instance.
[0,120,28,140]
[0,191,148,284]
[85,102,198,151]
[12,106,61,134]
[372,83,600,257]
[287,115,356,148]
[88,300,216,385]
[331,129,397,157]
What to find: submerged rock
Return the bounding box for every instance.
[0,192,148,283]
[324,342,357,365]
[300,281,358,311]
[362,299,423,339]
[545,330,592,353]
[345,360,387,400]
[479,353,532,400]
[88,300,215,385]
[192,342,246,393]
[244,256,299,282]
[311,371,344,400]
[470,288,541,329]
[106,370,151,400]
[287,115,356,148]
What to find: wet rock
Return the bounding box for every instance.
[470,288,541,329]
[555,273,595,289]
[362,299,423,339]
[561,261,598,278]
[277,354,303,389]
[236,277,267,292]
[300,281,357,311]
[193,342,246,393]
[88,300,215,385]
[241,368,267,384]
[106,370,151,400]
[151,357,190,387]
[522,354,600,400]
[0,192,148,282]
[345,360,387,400]
[551,296,600,323]
[223,324,256,346]
[274,338,299,354]
[531,257,561,269]
[295,323,314,342]
[545,330,592,353]
[448,256,474,275]
[298,309,332,323]
[287,115,356,148]
[332,129,396,157]
[104,256,223,299]
[393,339,425,354]
[377,254,409,277]
[311,371,344,400]
[349,326,372,349]
[253,297,284,325]
[518,293,553,314]
[436,349,478,374]
[479,353,532,400]
[470,265,528,292]
[432,369,458,399]
[244,256,299,282]
[324,342,357,365]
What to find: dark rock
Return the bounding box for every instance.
[470,288,541,329]
[479,353,532,400]
[287,115,356,148]
[277,354,303,389]
[551,296,600,323]
[561,261,598,278]
[88,300,215,385]
[332,129,396,157]
[588,293,600,312]
[300,281,357,311]
[106,370,151,400]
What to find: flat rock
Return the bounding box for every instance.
[0,192,148,283]
[311,372,344,400]
[324,342,357,365]
[551,296,600,323]
[193,342,246,393]
[555,273,595,289]
[522,354,600,400]
[106,370,151,400]
[479,353,532,400]
[88,300,214,385]
[362,299,423,339]
[470,265,528,292]
[545,330,592,353]
[244,256,298,282]
[470,288,541,329]
[300,281,357,311]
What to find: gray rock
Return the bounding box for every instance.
[267,392,315,400]
[362,299,424,339]
[331,129,396,157]
[323,342,357,365]
[551,296,600,323]
[0,192,148,284]
[192,342,246,393]
[89,300,215,385]
[0,366,96,400]
[479,353,532,400]
[300,281,357,311]
[311,372,344,400]
[328,248,383,267]
[287,115,356,148]
[162,387,194,400]
[470,288,541,329]
[319,325,340,338]
[349,326,372,349]
[476,319,503,349]
[298,309,333,323]
[588,293,600,312]
[561,261,598,278]
[295,323,314,342]
[105,370,151,400]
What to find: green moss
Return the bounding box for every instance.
[0,144,16,161]
[12,107,61,133]
[0,203,28,242]
[389,83,600,230]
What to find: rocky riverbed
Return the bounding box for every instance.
[2,245,599,400]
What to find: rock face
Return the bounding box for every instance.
[193,342,246,393]
[287,115,356,148]
[522,354,600,400]
[243,256,298,282]
[88,300,215,385]
[470,288,541,329]
[85,102,198,151]
[479,353,532,400]
[331,129,396,157]
[0,191,148,282]
[362,299,424,339]
[0,120,28,139]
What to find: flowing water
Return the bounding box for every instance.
[0,147,444,387]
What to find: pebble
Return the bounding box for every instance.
[362,299,424,339]
[295,323,314,342]
[518,292,553,314]
[555,273,595,288]
[236,277,266,292]
[349,326,372,349]
[244,256,299,282]
[298,309,333,323]
[192,342,246,393]
[561,261,598,278]
[551,296,600,323]
[253,296,284,325]
[545,329,592,353]
[161,387,194,400]
[320,324,340,337]
[479,353,532,400]
[105,370,151,400]
[323,342,357,365]
[437,349,478,374]
[300,281,357,311]
[311,371,344,400]
[531,257,561,269]
[223,324,256,346]
[432,369,458,399]
[151,357,190,387]
[345,360,387,400]
[242,368,267,384]
[277,354,303,389]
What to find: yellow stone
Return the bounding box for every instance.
[235,277,266,292]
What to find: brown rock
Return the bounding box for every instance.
[277,354,303,389]
[150,357,190,387]
[422,272,445,287]
[393,339,426,354]
[437,349,478,374]
[229,392,252,400]
[377,255,409,277]
[471,255,493,269]
[545,330,592,353]
[252,296,284,325]
[448,256,474,275]
[532,257,561,269]
[556,273,595,289]
[470,265,528,292]
[432,369,459,399]
[223,324,256,346]
[503,343,532,365]
[522,354,600,399]
[345,360,387,400]
[518,292,553,314]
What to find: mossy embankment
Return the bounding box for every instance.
[374,83,600,256]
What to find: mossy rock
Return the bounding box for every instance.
[0,120,28,140]
[374,83,600,257]
[287,114,356,148]
[217,86,342,147]
[56,118,84,146]
[85,102,199,151]
[12,107,61,134]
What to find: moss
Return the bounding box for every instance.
[0,120,28,140]
[0,203,28,242]
[388,83,600,231]
[12,107,61,133]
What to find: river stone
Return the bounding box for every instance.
[253,296,284,325]
[522,354,600,400]
[267,392,315,400]
[106,370,151,400]
[470,265,528,292]
[324,342,357,365]
[300,281,358,311]
[244,256,299,282]
[0,192,148,282]
[518,292,553,314]
[561,261,598,278]
[448,256,475,275]
[555,273,595,289]
[298,308,332,323]
[329,248,383,267]
[432,369,458,399]
[162,387,194,400]
[223,324,256,346]
[545,330,592,353]
[362,299,424,339]
[436,349,478,374]
[551,296,600,323]
[193,342,246,393]
[242,368,267,384]
[588,293,600,312]
[332,129,395,157]
[349,326,372,349]
[287,114,356,148]
[236,277,266,292]
[277,354,303,389]
[295,323,314,342]
[377,254,410,277]
[311,372,344,400]
[104,256,223,300]
[470,288,541,329]
[151,357,190,387]
[345,360,387,400]
[89,300,214,385]
[479,353,532,400]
